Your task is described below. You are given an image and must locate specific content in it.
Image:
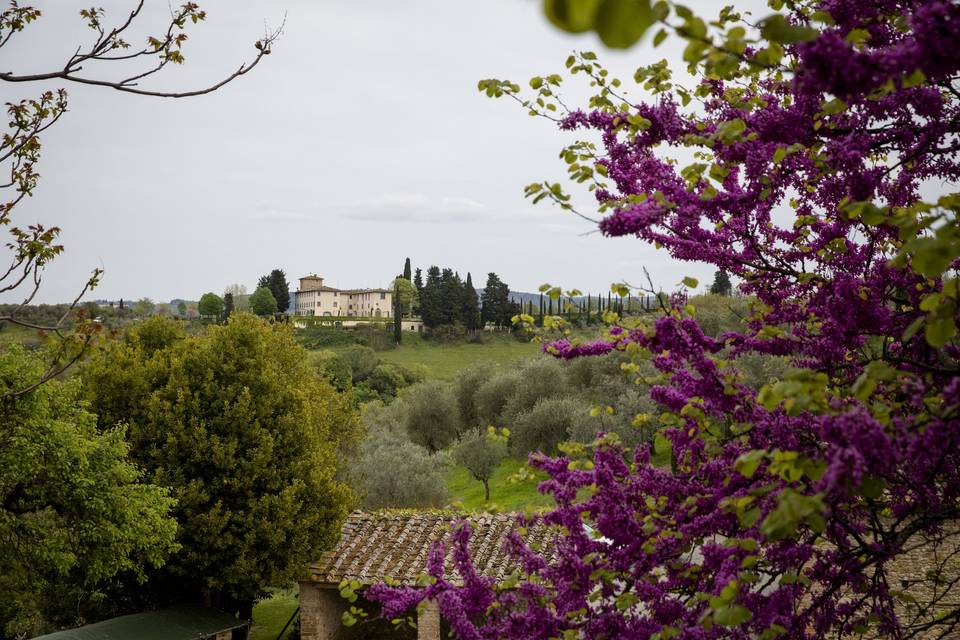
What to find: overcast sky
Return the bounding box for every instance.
[1,0,764,304]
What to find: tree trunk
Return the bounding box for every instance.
[484,479,490,502]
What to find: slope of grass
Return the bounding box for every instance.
[250,588,298,640]
[375,333,540,380]
[446,457,554,512]
[447,435,674,513]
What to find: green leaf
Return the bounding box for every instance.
[902,316,924,342]
[760,14,818,44]
[714,604,753,626]
[925,315,956,348]
[653,27,668,47]
[682,276,698,289]
[616,591,640,611]
[594,0,655,49]
[543,0,602,33]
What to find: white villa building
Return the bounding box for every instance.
[293,275,393,318]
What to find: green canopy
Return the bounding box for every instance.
[33,604,246,640]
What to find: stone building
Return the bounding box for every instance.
[293,275,393,318]
[299,510,554,640]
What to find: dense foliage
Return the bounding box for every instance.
[249,285,278,316]
[258,269,291,313]
[81,315,359,621]
[370,1,960,638]
[0,346,177,638]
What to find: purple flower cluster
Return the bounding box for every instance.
[370,2,960,637]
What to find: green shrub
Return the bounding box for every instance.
[402,380,460,453]
[501,358,566,423]
[339,345,380,382]
[427,323,466,343]
[453,362,496,434]
[474,372,522,427]
[307,350,352,391]
[510,397,590,457]
[354,441,449,509]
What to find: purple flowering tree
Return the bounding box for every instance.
[370,1,960,638]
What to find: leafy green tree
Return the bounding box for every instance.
[453,429,508,502]
[419,266,443,328]
[454,362,495,433]
[1,346,177,638]
[461,272,481,332]
[413,267,424,295]
[354,402,448,509]
[81,315,358,622]
[197,292,224,319]
[249,286,277,316]
[481,272,512,328]
[257,269,290,312]
[177,301,187,317]
[222,292,234,319]
[439,269,463,326]
[402,380,460,453]
[709,269,732,296]
[391,276,418,321]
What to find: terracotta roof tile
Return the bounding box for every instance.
[308,510,554,587]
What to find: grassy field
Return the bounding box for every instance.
[446,435,674,512]
[446,457,555,512]
[373,333,541,380]
[250,588,298,640]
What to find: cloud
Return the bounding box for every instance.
[343,194,487,223]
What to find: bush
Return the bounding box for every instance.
[510,397,590,457]
[474,372,522,427]
[366,363,408,397]
[307,350,352,391]
[426,323,466,343]
[353,401,448,509]
[354,441,449,509]
[453,362,496,433]
[687,294,750,338]
[402,380,460,453]
[339,345,380,382]
[563,351,625,391]
[501,358,566,423]
[567,388,659,450]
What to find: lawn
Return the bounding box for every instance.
[374,333,541,380]
[250,587,298,640]
[446,457,554,512]
[447,435,674,513]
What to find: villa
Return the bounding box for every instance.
[293,274,393,318]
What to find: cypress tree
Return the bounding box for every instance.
[393,280,402,344]
[223,293,234,320]
[420,266,443,328]
[403,257,412,281]
[461,272,480,332]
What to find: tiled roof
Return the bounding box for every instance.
[308,510,555,587]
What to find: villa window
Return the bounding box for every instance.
[380,292,386,300]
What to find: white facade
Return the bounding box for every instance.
[294,275,392,318]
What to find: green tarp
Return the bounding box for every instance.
[33,604,246,640]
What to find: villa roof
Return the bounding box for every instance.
[308,510,555,587]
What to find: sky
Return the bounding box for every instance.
[1,0,766,304]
